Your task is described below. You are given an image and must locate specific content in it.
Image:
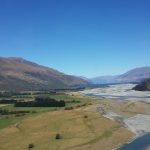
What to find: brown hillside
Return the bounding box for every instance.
[0,57,88,91]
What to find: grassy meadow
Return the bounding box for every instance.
[0,92,93,129]
[0,92,133,150]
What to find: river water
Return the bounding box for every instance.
[117,133,150,150]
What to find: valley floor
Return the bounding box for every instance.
[0,94,134,150]
[2,89,150,150]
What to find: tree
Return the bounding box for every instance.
[28,143,34,150]
[55,133,62,139]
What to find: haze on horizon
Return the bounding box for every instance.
[0,0,150,78]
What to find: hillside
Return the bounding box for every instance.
[0,57,88,91]
[90,76,118,84]
[90,67,150,84]
[114,67,150,83]
[133,78,150,91]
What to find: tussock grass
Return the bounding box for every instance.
[0,109,133,150]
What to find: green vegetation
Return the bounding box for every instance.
[15,97,65,107]
[0,91,134,150]
[0,108,133,150]
[28,143,34,150]
[0,105,56,129]
[0,92,93,129]
[55,133,62,140]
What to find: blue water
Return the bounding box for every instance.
[117,133,150,150]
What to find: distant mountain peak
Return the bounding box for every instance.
[2,57,25,62]
[124,66,150,74]
[90,66,150,84]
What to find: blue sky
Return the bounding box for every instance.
[0,0,150,77]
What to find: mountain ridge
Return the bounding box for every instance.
[89,67,150,84]
[0,57,88,91]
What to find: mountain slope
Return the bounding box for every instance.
[114,67,150,82]
[90,67,150,83]
[133,78,150,91]
[0,57,88,91]
[90,75,118,84]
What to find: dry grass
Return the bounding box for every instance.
[93,99,150,118]
[122,101,150,114]
[0,107,133,150]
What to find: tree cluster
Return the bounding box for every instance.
[0,99,17,104]
[0,109,30,115]
[15,97,65,107]
[0,91,31,97]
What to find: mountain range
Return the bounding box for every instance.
[89,67,150,84]
[0,57,88,91]
[0,57,150,91]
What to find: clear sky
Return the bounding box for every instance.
[0,0,150,77]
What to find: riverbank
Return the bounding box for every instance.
[116,133,150,150]
[102,112,150,150]
[124,114,150,137]
[80,84,150,101]
[71,84,150,149]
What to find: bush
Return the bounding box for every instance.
[88,103,92,105]
[75,105,81,108]
[84,115,88,118]
[28,143,34,149]
[31,111,36,113]
[82,103,87,106]
[55,133,62,139]
[15,114,25,117]
[64,106,73,110]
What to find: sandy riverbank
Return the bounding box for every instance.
[80,84,150,101]
[102,111,150,137]
[73,84,150,149]
[124,114,150,137]
[102,112,150,150]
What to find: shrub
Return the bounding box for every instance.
[28,143,34,149]
[75,105,81,108]
[15,114,25,117]
[64,106,73,110]
[31,111,36,113]
[82,103,87,106]
[88,103,92,105]
[55,133,62,139]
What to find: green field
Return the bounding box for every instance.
[0,92,93,129]
[0,92,133,150]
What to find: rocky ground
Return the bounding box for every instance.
[74,84,150,139]
[80,84,150,101]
